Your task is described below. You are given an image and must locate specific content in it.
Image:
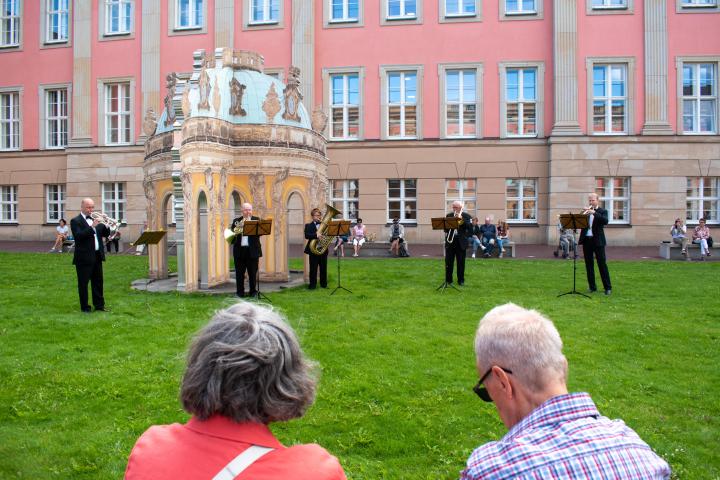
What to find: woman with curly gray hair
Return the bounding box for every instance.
[125,302,347,480]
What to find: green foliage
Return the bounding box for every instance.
[0,253,718,479]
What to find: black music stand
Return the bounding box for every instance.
[242,219,273,303]
[557,213,590,299]
[327,220,352,295]
[129,230,167,254]
[432,217,460,293]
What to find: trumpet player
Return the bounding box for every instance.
[231,203,262,298]
[445,201,473,286]
[70,198,110,313]
[579,193,612,295]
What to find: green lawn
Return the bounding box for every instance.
[0,252,718,479]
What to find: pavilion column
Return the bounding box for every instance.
[641,0,673,135]
[551,0,582,136]
[215,0,235,50]
[292,0,314,108]
[69,0,93,147]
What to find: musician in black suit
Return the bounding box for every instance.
[304,208,328,289]
[70,198,110,313]
[445,201,474,286]
[230,202,262,298]
[578,193,612,295]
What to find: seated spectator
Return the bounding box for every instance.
[389,217,405,257]
[106,229,121,254]
[461,303,671,480]
[554,216,576,259]
[692,218,712,260]
[479,217,496,257]
[125,302,347,480]
[333,233,348,257]
[50,219,70,253]
[352,218,366,257]
[671,218,690,256]
[470,217,482,259]
[496,220,510,258]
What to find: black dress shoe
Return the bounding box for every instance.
[604,289,612,296]
[588,288,597,293]
[81,308,92,313]
[308,285,316,290]
[458,281,465,286]
[94,307,109,312]
[236,293,246,298]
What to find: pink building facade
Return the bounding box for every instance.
[1,0,719,245]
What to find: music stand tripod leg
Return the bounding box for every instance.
[330,245,352,295]
[557,217,590,299]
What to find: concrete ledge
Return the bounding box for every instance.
[659,241,718,260]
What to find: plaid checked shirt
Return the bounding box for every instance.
[461,393,671,480]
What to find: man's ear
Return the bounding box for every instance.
[492,366,513,400]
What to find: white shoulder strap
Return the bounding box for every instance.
[212,445,274,480]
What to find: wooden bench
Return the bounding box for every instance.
[472,241,516,258]
[659,241,717,260]
[355,241,409,257]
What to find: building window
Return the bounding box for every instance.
[251,0,279,24]
[0,185,18,223]
[445,0,476,15]
[505,0,536,14]
[46,184,65,223]
[387,71,417,139]
[592,0,627,7]
[45,0,69,43]
[595,177,630,224]
[330,74,360,140]
[445,69,477,137]
[682,63,716,134]
[592,64,627,134]
[388,179,417,223]
[446,179,476,215]
[104,83,131,145]
[0,0,20,47]
[686,177,719,224]
[331,0,358,21]
[176,0,203,29]
[387,0,416,18]
[105,0,132,35]
[506,68,537,136]
[330,180,359,220]
[0,91,20,151]
[681,0,717,6]
[45,88,68,148]
[505,178,537,222]
[102,182,126,222]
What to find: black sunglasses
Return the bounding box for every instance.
[473,366,512,402]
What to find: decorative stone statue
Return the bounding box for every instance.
[212,77,221,113]
[198,65,211,110]
[142,108,157,137]
[164,73,178,126]
[262,83,281,123]
[311,107,328,134]
[229,77,247,116]
[282,66,302,122]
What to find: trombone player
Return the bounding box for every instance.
[230,203,262,298]
[445,201,473,286]
[70,198,111,313]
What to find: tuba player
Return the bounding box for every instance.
[304,208,328,290]
[230,203,262,298]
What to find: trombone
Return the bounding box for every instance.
[446,214,464,244]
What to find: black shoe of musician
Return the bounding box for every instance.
[95,306,109,312]
[604,289,612,296]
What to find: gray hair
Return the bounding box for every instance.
[180,302,317,423]
[474,303,567,392]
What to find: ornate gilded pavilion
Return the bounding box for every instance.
[142,48,328,292]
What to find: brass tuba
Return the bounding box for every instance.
[224,217,245,244]
[308,204,341,255]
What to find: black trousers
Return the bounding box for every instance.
[445,243,467,283]
[583,243,611,291]
[308,252,328,288]
[234,247,258,296]
[106,238,119,253]
[76,253,104,311]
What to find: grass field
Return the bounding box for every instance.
[0,252,718,479]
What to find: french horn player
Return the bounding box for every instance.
[444,200,473,286]
[229,202,262,298]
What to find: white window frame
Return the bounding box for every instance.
[677,0,720,12]
[329,0,360,23]
[499,62,545,138]
[0,185,18,223]
[587,57,635,136]
[46,184,66,223]
[500,0,543,20]
[328,72,362,141]
[42,0,70,44]
[595,177,630,224]
[445,179,477,216]
[587,0,633,14]
[380,65,423,140]
[502,66,538,138]
[169,0,207,35]
[505,178,537,223]
[102,182,126,223]
[677,59,718,135]
[0,0,21,48]
[439,64,483,139]
[686,177,719,224]
[102,0,134,37]
[0,88,21,151]
[242,0,284,29]
[249,0,280,24]
[41,85,70,149]
[324,0,364,27]
[441,0,481,21]
[387,179,417,223]
[99,79,134,146]
[381,0,422,24]
[329,179,360,220]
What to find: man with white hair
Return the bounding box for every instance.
[461,303,670,479]
[444,201,473,285]
[230,203,262,298]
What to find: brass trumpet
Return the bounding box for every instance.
[90,211,120,234]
